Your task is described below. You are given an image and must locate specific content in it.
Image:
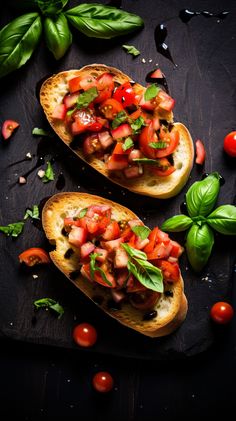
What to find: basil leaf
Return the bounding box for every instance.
[149,142,167,149]
[207,205,236,235]
[37,0,68,16]
[32,127,53,137]
[186,172,220,217]
[65,3,144,39]
[0,222,24,237]
[122,44,140,57]
[0,13,42,78]
[111,111,127,129]
[122,137,134,151]
[130,116,146,134]
[144,84,160,101]
[44,13,72,59]
[77,87,98,109]
[34,298,64,319]
[122,243,147,260]
[24,205,40,220]
[131,225,151,240]
[186,224,214,272]
[127,259,163,293]
[133,158,165,167]
[42,161,55,183]
[78,208,88,218]
[89,253,112,286]
[161,215,193,232]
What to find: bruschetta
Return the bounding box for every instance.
[42,192,187,337]
[40,64,194,199]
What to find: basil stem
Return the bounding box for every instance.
[186,224,215,272]
[161,215,193,232]
[0,13,42,78]
[186,172,220,217]
[65,3,144,39]
[44,13,72,59]
[207,205,236,235]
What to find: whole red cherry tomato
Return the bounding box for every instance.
[210,302,234,324]
[72,323,98,347]
[223,131,236,157]
[92,371,114,393]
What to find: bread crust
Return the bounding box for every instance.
[40,64,194,199]
[42,192,187,337]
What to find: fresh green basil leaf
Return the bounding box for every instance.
[133,158,165,167]
[24,205,40,220]
[149,142,167,149]
[34,297,64,318]
[161,215,193,232]
[122,44,140,57]
[89,253,112,286]
[111,111,127,129]
[77,87,98,109]
[32,127,53,137]
[44,13,72,59]
[65,3,144,39]
[144,84,160,101]
[122,137,134,151]
[186,224,214,272]
[0,13,42,78]
[186,172,220,217]
[42,161,55,183]
[122,243,147,260]
[207,205,236,235]
[0,222,24,237]
[131,225,151,240]
[37,0,68,16]
[78,208,88,218]
[130,116,146,134]
[127,259,163,293]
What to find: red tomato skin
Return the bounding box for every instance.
[223,131,236,157]
[92,372,114,393]
[195,139,206,164]
[210,302,234,324]
[73,323,98,347]
[18,248,50,266]
[2,120,19,140]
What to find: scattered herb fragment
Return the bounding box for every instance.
[42,161,55,183]
[131,225,151,240]
[34,298,64,319]
[0,222,24,237]
[24,205,40,220]
[32,127,53,137]
[122,44,140,57]
[122,137,134,151]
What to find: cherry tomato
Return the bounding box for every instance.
[155,129,180,158]
[2,119,19,140]
[73,323,98,347]
[92,371,114,393]
[113,82,136,108]
[210,302,234,324]
[99,98,124,120]
[18,248,50,266]
[223,131,236,157]
[195,139,206,164]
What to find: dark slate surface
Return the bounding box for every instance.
[0,0,235,360]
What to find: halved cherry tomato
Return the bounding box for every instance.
[18,248,50,266]
[149,158,176,177]
[113,82,136,108]
[223,131,236,157]
[129,290,161,310]
[210,302,234,324]
[73,323,98,347]
[92,372,114,393]
[94,73,114,104]
[2,119,19,140]
[139,123,158,158]
[155,129,180,158]
[99,98,124,120]
[195,139,206,164]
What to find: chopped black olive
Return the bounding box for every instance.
[164,290,173,297]
[64,248,74,259]
[143,310,157,321]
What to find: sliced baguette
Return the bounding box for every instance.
[42,192,187,337]
[40,64,194,199]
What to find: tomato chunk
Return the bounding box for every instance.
[99,98,124,120]
[2,119,19,140]
[113,82,137,108]
[19,248,50,266]
[195,139,206,164]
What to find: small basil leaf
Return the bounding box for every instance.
[149,142,167,149]
[207,205,236,235]
[77,87,98,109]
[122,44,140,57]
[144,84,160,101]
[42,161,55,183]
[186,224,214,272]
[161,215,193,232]
[186,172,220,217]
[130,116,146,134]
[0,222,24,237]
[37,0,69,16]
[65,3,144,39]
[131,225,151,240]
[44,13,72,59]
[24,205,40,220]
[111,111,127,129]
[122,243,147,260]
[0,13,42,78]
[127,259,163,293]
[34,298,64,319]
[32,127,53,137]
[78,208,88,218]
[122,137,134,151]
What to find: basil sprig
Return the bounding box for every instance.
[122,243,163,293]
[161,172,236,272]
[0,2,143,77]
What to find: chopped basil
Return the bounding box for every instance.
[34,298,64,319]
[0,221,24,237]
[122,44,140,57]
[24,205,40,220]
[66,108,76,116]
[149,141,167,149]
[78,208,88,218]
[111,111,127,129]
[133,158,164,167]
[130,116,146,134]
[89,253,112,286]
[42,161,55,183]
[32,127,53,137]
[144,84,160,101]
[131,225,151,240]
[77,87,98,109]
[122,137,134,151]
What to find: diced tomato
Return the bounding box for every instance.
[87,120,104,132]
[100,238,124,252]
[68,75,96,93]
[126,275,147,293]
[83,261,116,288]
[68,226,87,248]
[63,93,79,109]
[86,205,111,218]
[149,68,163,79]
[157,90,175,112]
[139,94,157,111]
[129,290,161,310]
[112,142,129,155]
[129,108,141,120]
[155,129,180,158]
[111,123,133,140]
[128,149,143,162]
[102,220,120,241]
[195,139,206,165]
[94,73,114,104]
[113,82,137,108]
[146,242,172,260]
[124,165,142,179]
[114,246,129,268]
[149,163,176,177]
[64,217,81,231]
[83,134,102,155]
[98,131,114,149]
[52,104,67,120]
[120,226,133,241]
[157,260,180,282]
[169,240,184,258]
[80,241,95,259]
[106,154,129,170]
[68,77,82,93]
[71,109,95,135]
[94,247,108,262]
[99,98,124,120]
[116,269,129,288]
[18,248,50,266]
[155,228,170,244]
[1,119,20,140]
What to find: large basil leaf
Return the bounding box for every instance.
[65,3,144,39]
[127,260,163,293]
[207,205,236,235]
[44,14,72,59]
[0,13,42,78]
[37,0,69,16]
[186,172,220,217]
[161,214,193,232]
[186,224,214,272]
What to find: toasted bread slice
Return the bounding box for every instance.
[42,192,187,337]
[40,64,194,199]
